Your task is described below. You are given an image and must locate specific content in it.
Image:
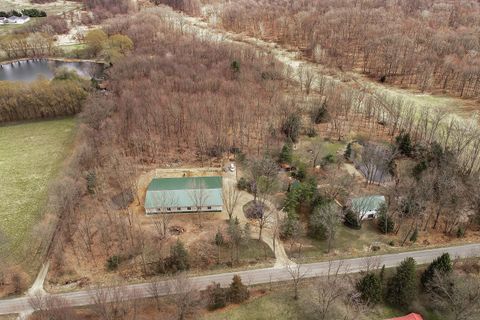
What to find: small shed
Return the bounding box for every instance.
[350,195,386,220]
[144,176,223,215]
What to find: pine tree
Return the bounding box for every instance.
[421,253,452,289]
[409,228,418,243]
[344,208,361,230]
[207,282,227,310]
[168,240,189,272]
[396,132,413,156]
[357,273,382,305]
[228,275,249,303]
[386,257,417,308]
[279,142,293,164]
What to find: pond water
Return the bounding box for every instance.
[0,59,104,82]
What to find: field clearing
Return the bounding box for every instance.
[0,0,80,14]
[0,118,76,265]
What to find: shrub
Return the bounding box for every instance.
[456,227,465,238]
[21,8,47,17]
[306,126,317,137]
[86,171,96,194]
[386,257,417,308]
[357,273,382,305]
[291,162,307,181]
[207,282,227,310]
[245,201,266,219]
[228,275,249,303]
[412,160,427,180]
[106,255,120,271]
[321,154,335,167]
[421,253,452,289]
[237,177,249,190]
[344,208,361,230]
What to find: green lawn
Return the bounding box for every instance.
[201,286,422,320]
[202,289,301,320]
[0,118,76,265]
[214,239,275,268]
[292,221,395,262]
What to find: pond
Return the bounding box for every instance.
[0,59,104,82]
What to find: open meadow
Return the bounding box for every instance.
[0,118,76,268]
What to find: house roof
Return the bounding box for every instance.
[351,195,385,213]
[386,313,423,320]
[145,176,223,209]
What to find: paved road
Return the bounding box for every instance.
[1,243,480,316]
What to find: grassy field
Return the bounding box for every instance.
[297,221,393,261]
[201,286,424,320]
[0,118,76,265]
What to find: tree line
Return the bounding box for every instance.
[0,71,89,122]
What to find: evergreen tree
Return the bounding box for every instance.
[310,103,329,124]
[344,208,361,230]
[344,142,353,160]
[396,132,413,156]
[421,253,452,289]
[386,257,417,308]
[167,240,189,272]
[215,229,224,246]
[378,204,395,234]
[214,229,224,264]
[357,273,382,305]
[228,275,249,303]
[207,282,227,310]
[279,142,293,164]
[409,228,418,243]
[281,113,302,142]
[379,264,386,284]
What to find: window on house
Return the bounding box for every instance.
[167,207,171,211]
[177,207,181,211]
[187,207,192,210]
[207,206,212,210]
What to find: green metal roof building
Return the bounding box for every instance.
[144,176,223,214]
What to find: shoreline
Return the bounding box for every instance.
[0,57,106,66]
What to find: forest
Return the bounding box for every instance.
[208,0,480,98]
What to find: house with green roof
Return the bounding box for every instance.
[350,195,386,220]
[144,176,223,215]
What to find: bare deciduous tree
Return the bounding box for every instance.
[223,183,240,221]
[428,272,480,320]
[168,272,199,320]
[285,259,308,300]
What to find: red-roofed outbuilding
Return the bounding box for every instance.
[387,313,423,320]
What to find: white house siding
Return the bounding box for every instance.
[146,205,223,215]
